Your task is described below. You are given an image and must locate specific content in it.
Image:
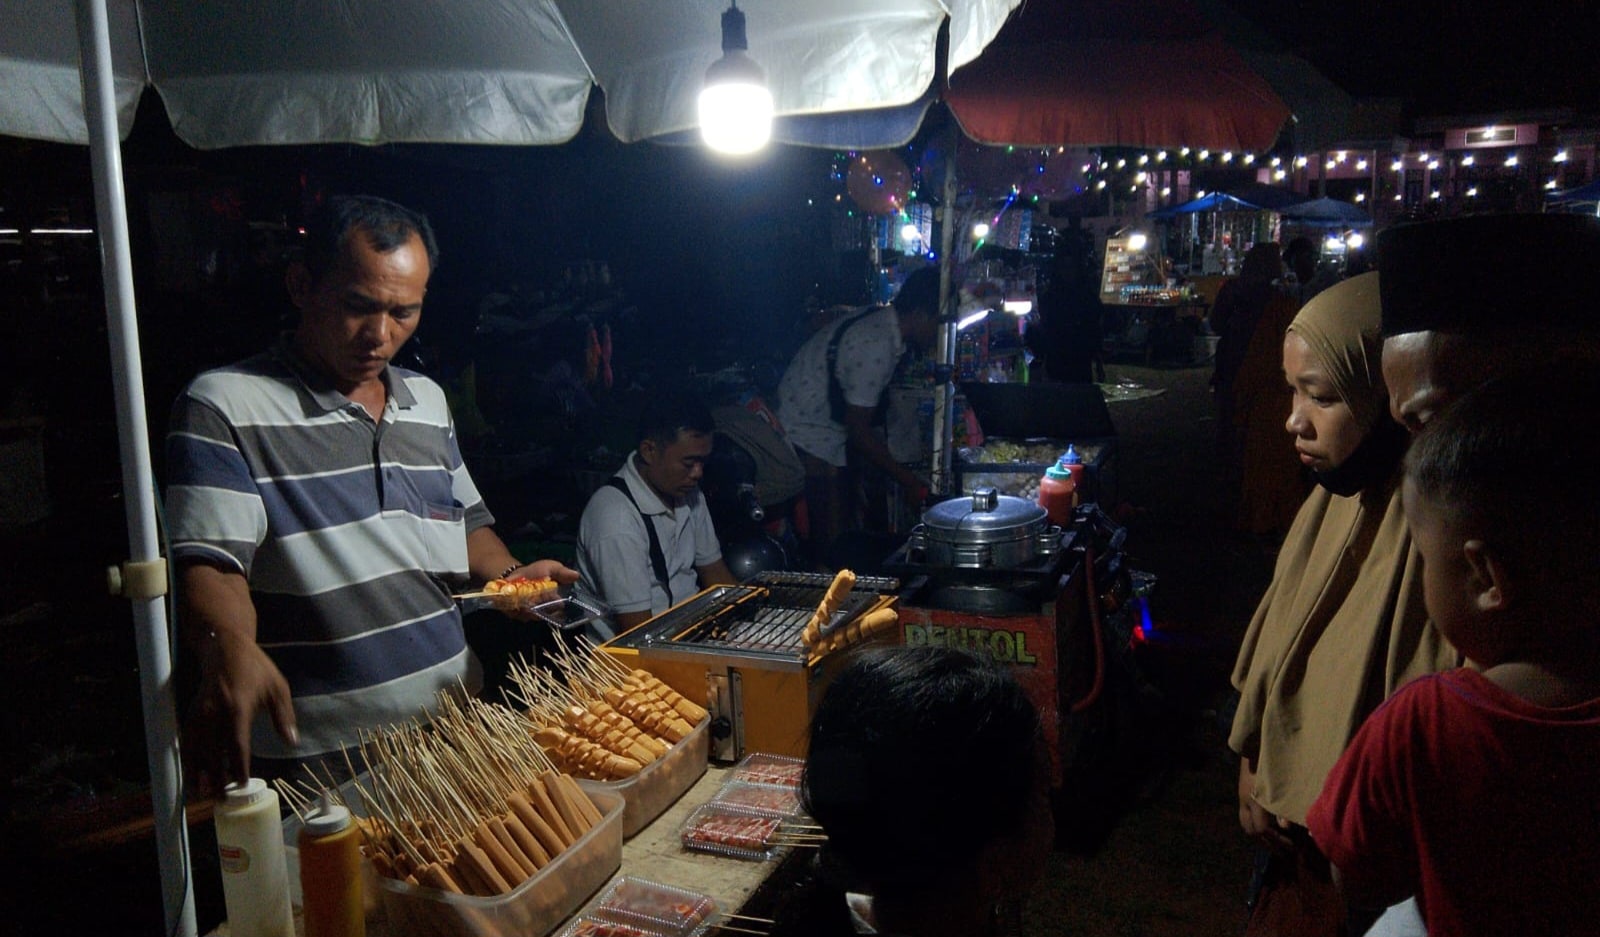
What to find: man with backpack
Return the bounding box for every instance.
[776,267,942,567]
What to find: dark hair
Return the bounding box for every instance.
[1405,366,1600,577]
[891,266,942,318]
[1283,236,1316,262]
[302,195,439,284]
[636,390,714,448]
[801,646,1041,899]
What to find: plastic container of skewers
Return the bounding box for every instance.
[280,692,629,937]
[709,780,805,818]
[284,784,624,937]
[727,752,805,790]
[577,715,710,838]
[515,642,713,839]
[378,788,622,937]
[558,876,720,937]
[678,803,821,862]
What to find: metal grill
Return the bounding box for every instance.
[609,574,898,664]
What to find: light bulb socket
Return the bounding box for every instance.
[721,3,749,53]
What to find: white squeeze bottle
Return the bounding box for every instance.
[214,778,295,937]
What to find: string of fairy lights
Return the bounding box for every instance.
[820,137,1587,250]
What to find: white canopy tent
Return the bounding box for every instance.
[0,3,1021,934]
[3,1,1018,148]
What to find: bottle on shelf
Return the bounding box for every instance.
[1059,444,1086,496]
[214,779,295,937]
[1037,450,1079,525]
[298,789,366,937]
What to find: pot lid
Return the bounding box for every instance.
[920,488,1047,540]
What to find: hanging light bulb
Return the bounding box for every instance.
[698,2,774,155]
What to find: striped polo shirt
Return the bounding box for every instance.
[166,339,492,758]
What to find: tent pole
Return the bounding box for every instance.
[930,116,960,494]
[74,3,197,936]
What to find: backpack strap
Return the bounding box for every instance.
[605,476,673,606]
[826,307,886,424]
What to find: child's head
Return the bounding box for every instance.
[802,646,1052,906]
[1402,366,1600,664]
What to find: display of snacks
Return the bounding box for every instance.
[678,804,785,861]
[710,781,803,817]
[579,876,718,937]
[728,752,804,790]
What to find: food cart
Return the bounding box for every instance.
[1099,234,1210,363]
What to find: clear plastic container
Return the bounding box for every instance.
[375,789,624,937]
[728,752,805,790]
[710,781,803,817]
[285,786,625,937]
[576,876,718,937]
[677,803,786,862]
[554,915,670,937]
[576,716,710,838]
[531,594,615,633]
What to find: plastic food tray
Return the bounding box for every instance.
[554,915,670,937]
[677,803,787,862]
[710,780,804,817]
[284,785,624,937]
[577,715,710,838]
[531,593,615,633]
[728,752,804,790]
[375,788,625,937]
[572,876,719,937]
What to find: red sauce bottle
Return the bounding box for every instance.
[1037,451,1078,525]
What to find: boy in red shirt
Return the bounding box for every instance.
[1306,368,1600,936]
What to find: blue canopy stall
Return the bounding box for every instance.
[1277,196,1374,227]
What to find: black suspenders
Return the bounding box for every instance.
[604,476,673,606]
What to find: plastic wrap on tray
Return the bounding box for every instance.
[557,917,669,937]
[728,752,804,790]
[577,715,710,838]
[678,803,786,861]
[575,876,718,937]
[710,780,804,817]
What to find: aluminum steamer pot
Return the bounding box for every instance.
[907,488,1062,569]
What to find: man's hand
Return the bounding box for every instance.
[1238,756,1293,851]
[178,562,296,795]
[188,630,297,794]
[508,558,580,586]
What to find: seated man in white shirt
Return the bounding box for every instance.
[576,392,736,636]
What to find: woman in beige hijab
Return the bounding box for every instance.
[1227,272,1459,936]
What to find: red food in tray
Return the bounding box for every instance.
[595,878,715,931]
[682,812,781,852]
[731,754,804,789]
[714,783,802,815]
[566,919,663,937]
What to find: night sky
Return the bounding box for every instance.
[1219,0,1600,115]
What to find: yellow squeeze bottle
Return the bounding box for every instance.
[298,790,366,937]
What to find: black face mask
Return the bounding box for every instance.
[1312,413,1409,497]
